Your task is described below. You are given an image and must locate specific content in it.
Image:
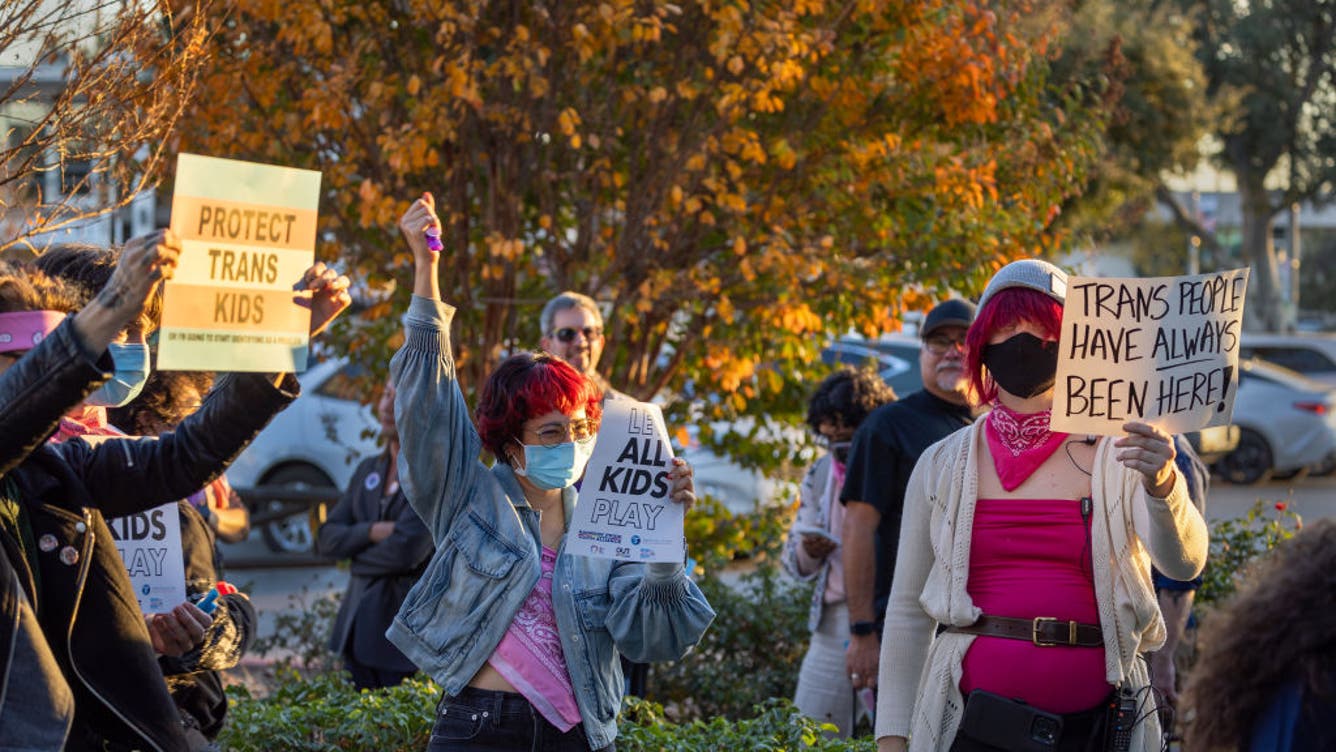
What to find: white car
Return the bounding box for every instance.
[227,358,380,553]
[1239,332,1336,387]
[1214,358,1336,484]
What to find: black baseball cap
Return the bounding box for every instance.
[921,299,976,339]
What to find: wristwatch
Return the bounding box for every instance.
[849,620,878,637]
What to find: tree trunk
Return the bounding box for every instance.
[1237,176,1285,332]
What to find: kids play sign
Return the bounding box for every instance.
[569,399,685,563]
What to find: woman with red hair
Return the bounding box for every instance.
[874,259,1208,752]
[387,193,714,752]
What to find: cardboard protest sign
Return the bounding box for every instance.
[108,503,186,614]
[569,400,686,563]
[158,153,322,372]
[1052,268,1249,435]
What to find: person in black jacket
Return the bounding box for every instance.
[1,232,352,752]
[317,374,433,690]
[0,242,176,750]
[112,369,260,744]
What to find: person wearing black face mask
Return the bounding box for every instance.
[872,260,1208,752]
[782,367,895,737]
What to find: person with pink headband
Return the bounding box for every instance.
[0,233,178,749]
[0,228,355,752]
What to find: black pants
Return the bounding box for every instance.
[428,687,614,752]
[344,656,415,692]
[949,693,1108,752]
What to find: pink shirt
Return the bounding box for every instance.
[959,498,1111,714]
[488,546,583,731]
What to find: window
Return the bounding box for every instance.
[1244,347,1336,374]
[314,361,369,402]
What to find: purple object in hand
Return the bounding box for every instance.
[424,227,443,252]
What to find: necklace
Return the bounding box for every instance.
[985,402,1068,491]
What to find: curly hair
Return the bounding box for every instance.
[475,351,603,462]
[805,366,896,433]
[108,370,216,435]
[964,286,1064,405]
[1182,518,1336,750]
[0,261,79,314]
[36,243,161,332]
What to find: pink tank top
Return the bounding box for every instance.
[487,546,583,730]
[959,498,1111,714]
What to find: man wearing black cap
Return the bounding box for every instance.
[839,299,977,695]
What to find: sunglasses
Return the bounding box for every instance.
[553,326,602,343]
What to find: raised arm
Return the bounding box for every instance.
[389,192,487,541]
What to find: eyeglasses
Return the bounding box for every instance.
[524,418,600,446]
[923,334,967,355]
[553,326,602,343]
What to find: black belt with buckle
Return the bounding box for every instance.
[946,614,1103,647]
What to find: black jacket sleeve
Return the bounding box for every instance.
[315,460,374,560]
[0,318,110,476]
[347,498,433,577]
[55,372,300,519]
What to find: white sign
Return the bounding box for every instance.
[1052,268,1249,435]
[107,503,186,614]
[158,153,321,372]
[569,400,685,563]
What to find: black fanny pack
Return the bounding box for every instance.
[957,688,1138,752]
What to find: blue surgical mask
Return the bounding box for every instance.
[514,437,596,490]
[86,342,151,408]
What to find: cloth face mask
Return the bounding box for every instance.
[981,332,1058,399]
[515,436,597,490]
[86,342,151,408]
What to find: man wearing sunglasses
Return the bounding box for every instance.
[539,291,628,400]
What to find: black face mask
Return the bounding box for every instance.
[982,332,1058,398]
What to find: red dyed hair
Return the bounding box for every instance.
[965,287,1065,405]
[475,351,604,461]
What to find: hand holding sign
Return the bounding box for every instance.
[667,457,697,512]
[1114,420,1178,496]
[97,229,181,320]
[570,400,688,563]
[291,261,352,337]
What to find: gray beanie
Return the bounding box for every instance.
[976,259,1068,314]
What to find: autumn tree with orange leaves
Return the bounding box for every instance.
[181,0,1112,471]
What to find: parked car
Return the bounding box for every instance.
[1214,358,1336,484]
[821,334,924,396]
[1239,332,1336,387]
[227,358,380,553]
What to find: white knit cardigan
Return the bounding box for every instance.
[874,421,1209,751]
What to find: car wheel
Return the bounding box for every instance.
[259,464,335,554]
[1215,429,1274,485]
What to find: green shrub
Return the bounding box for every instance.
[219,670,872,751]
[219,670,437,751]
[1197,499,1302,609]
[620,696,875,751]
[648,561,814,721]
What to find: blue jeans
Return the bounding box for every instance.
[428,687,613,752]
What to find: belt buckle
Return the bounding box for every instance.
[1031,616,1076,646]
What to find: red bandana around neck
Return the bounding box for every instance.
[985,402,1069,491]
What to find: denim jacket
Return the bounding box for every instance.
[387,296,715,749]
